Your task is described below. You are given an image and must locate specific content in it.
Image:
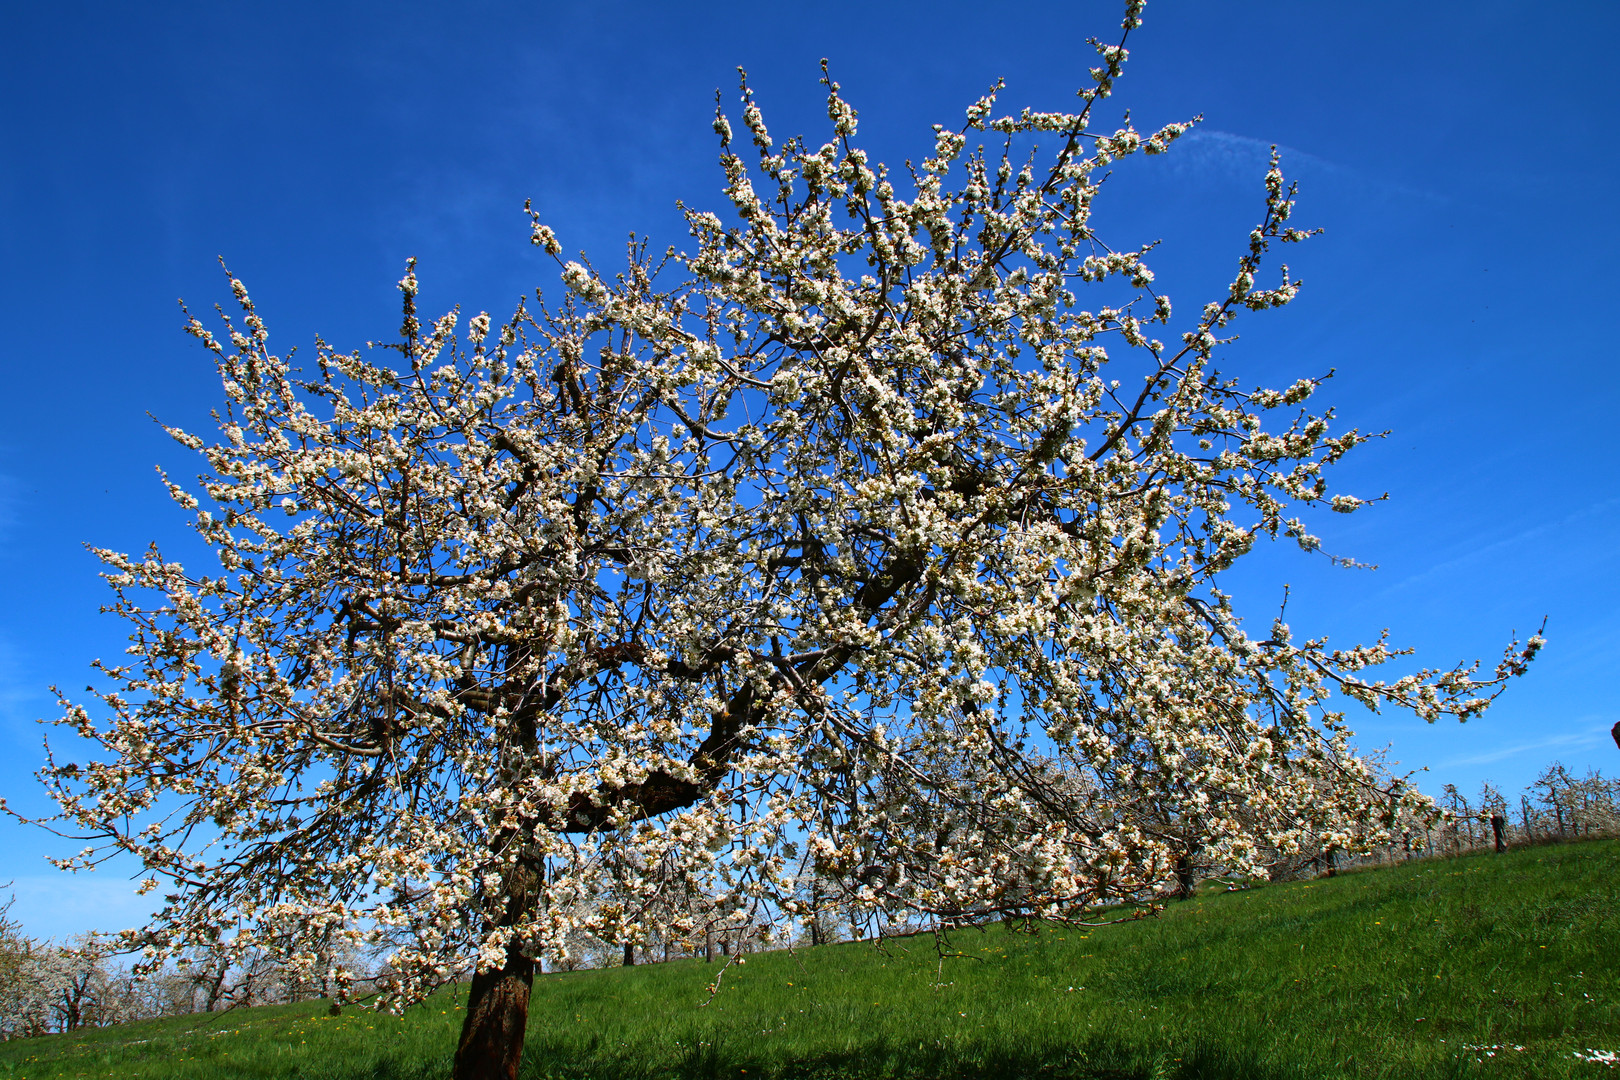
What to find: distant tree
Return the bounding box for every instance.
[15,3,1542,1076]
[1535,763,1576,836]
[0,890,51,1041]
[45,935,112,1032]
[788,862,845,946]
[3,933,121,1035]
[1,899,199,1037]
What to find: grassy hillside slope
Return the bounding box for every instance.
[2,839,1615,1079]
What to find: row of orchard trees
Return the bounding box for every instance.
[440,751,1620,956]
[1262,760,1620,881]
[0,891,380,1039]
[1440,763,1620,852]
[0,876,783,1040]
[504,754,1620,951]
[0,907,123,1040]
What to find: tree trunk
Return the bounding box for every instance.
[1174,853,1197,897]
[623,941,635,966]
[1491,814,1507,852]
[453,939,534,1080]
[810,879,825,945]
[203,965,228,1012]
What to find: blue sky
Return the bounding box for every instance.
[1,0,1616,942]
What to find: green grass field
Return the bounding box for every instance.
[3,839,1615,1079]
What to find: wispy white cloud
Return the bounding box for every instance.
[1175,129,1341,178]
[1379,496,1620,598]
[0,632,48,743]
[1167,129,1443,204]
[1439,728,1607,768]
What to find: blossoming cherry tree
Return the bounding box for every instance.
[23,5,1540,1078]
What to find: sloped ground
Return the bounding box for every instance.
[2,839,1615,1079]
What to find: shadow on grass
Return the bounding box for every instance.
[297,1056,452,1080]
[511,1032,1333,1080]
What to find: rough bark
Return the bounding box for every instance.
[1173,853,1197,897]
[452,939,535,1080]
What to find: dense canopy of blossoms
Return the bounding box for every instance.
[18,3,1539,1074]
